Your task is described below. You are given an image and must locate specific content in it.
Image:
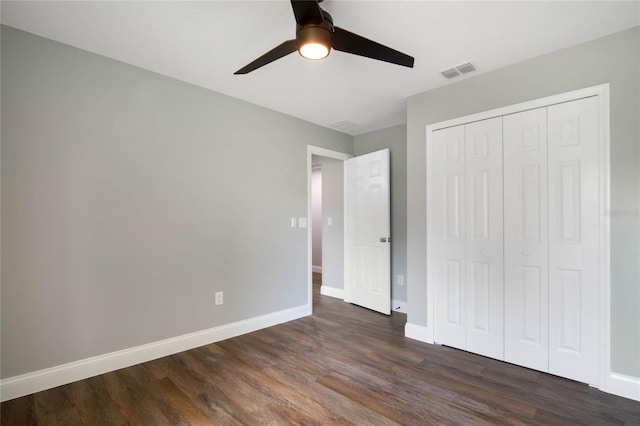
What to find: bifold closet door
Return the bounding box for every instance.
[433,118,504,358]
[432,94,602,385]
[503,107,550,372]
[547,96,600,385]
[432,125,466,349]
[464,117,504,360]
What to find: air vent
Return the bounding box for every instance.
[456,62,476,74]
[441,61,477,79]
[331,120,359,132]
[441,68,461,79]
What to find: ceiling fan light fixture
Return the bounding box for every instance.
[297,25,332,60]
[299,42,329,60]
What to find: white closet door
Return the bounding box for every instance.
[504,108,549,372]
[547,97,600,385]
[465,117,504,360]
[433,125,466,349]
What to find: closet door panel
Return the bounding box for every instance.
[503,108,549,372]
[432,125,466,349]
[465,117,504,360]
[547,96,600,385]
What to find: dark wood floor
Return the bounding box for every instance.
[2,273,639,425]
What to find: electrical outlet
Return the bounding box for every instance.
[397,275,404,286]
[215,291,223,306]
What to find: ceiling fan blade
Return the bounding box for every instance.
[234,39,298,74]
[332,27,414,68]
[290,0,323,25]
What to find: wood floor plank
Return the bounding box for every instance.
[262,365,401,426]
[0,394,37,425]
[317,372,448,426]
[37,406,83,426]
[2,273,639,425]
[144,377,212,424]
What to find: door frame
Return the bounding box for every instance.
[307,146,352,314]
[425,84,610,390]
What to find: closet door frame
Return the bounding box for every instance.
[425,84,610,391]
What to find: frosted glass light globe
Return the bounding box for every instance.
[299,42,330,60]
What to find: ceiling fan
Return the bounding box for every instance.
[234,0,414,74]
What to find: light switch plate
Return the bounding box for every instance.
[291,217,296,228]
[298,217,308,228]
[327,217,333,226]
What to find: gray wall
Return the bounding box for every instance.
[311,167,323,269]
[354,125,407,303]
[320,158,344,291]
[406,27,640,377]
[1,26,352,378]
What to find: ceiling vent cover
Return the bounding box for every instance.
[441,68,460,79]
[456,62,476,74]
[331,120,359,132]
[441,61,477,79]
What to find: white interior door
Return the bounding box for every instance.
[503,107,550,372]
[432,119,504,358]
[432,125,467,348]
[345,149,391,314]
[547,96,600,385]
[465,117,504,360]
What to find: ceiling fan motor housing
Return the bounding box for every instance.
[296,24,333,53]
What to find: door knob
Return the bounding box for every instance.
[380,237,387,243]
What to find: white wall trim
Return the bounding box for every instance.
[307,145,352,313]
[425,84,609,132]
[320,285,345,300]
[605,373,640,402]
[404,322,433,344]
[598,85,613,398]
[312,265,322,274]
[392,300,408,314]
[0,304,309,402]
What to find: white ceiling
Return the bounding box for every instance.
[2,1,639,135]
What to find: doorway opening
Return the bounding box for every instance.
[306,146,351,312]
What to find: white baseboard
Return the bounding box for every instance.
[320,285,344,300]
[0,304,309,402]
[391,300,407,314]
[606,372,640,401]
[312,265,322,273]
[404,322,433,344]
